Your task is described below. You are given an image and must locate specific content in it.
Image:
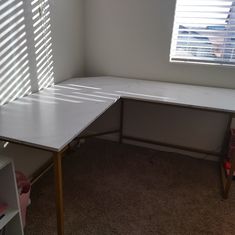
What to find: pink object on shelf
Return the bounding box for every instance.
[19,190,31,227]
[15,171,31,228]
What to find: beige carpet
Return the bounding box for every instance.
[25,139,235,235]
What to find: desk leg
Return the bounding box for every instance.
[119,99,124,144]
[224,150,235,199]
[54,152,64,235]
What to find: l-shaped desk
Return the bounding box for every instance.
[1,76,235,235]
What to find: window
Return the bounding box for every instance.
[0,0,54,105]
[170,0,235,66]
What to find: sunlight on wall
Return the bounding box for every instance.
[0,0,55,105]
[0,0,31,105]
[32,0,54,90]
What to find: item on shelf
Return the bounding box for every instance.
[15,171,31,228]
[224,160,235,179]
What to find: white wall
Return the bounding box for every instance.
[0,0,85,178]
[83,0,234,158]
[51,0,85,83]
[84,0,235,88]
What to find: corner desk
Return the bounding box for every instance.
[0,76,235,235]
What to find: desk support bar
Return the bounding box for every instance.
[122,135,222,156]
[78,130,119,140]
[54,151,64,235]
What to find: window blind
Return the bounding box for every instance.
[170,0,235,65]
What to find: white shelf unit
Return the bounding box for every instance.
[0,156,23,235]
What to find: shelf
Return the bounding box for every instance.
[0,156,23,234]
[0,157,11,171]
[0,209,19,230]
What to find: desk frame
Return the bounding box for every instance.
[1,98,235,235]
[118,98,235,200]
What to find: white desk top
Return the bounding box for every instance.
[1,76,235,152]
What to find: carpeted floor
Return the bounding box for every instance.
[25,139,235,235]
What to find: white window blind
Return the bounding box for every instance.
[170,0,235,65]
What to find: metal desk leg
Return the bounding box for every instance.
[119,99,124,144]
[54,152,64,235]
[224,150,235,199]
